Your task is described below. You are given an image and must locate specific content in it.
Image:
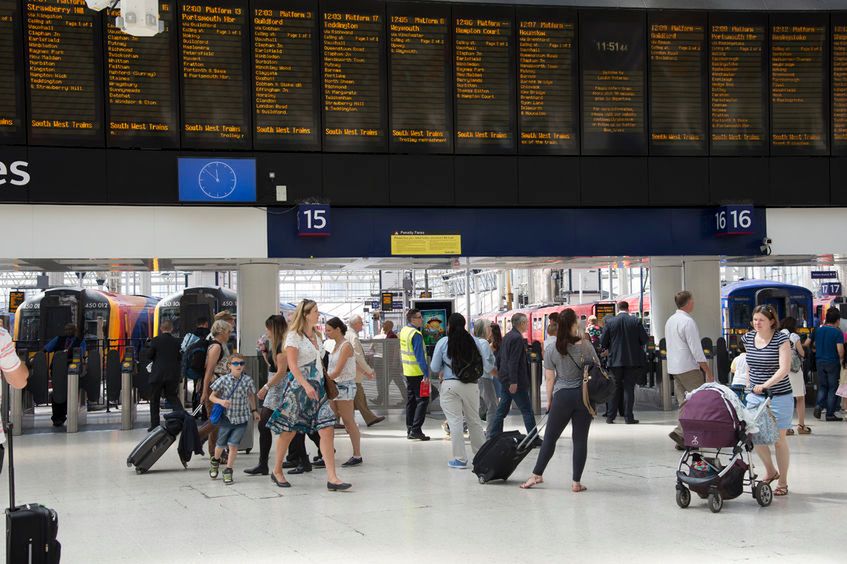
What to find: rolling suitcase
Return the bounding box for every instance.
[4,418,61,563]
[472,417,547,484]
[127,405,200,474]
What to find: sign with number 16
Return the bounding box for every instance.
[714,205,754,237]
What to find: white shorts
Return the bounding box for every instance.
[788,370,805,397]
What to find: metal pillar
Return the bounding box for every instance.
[66,360,87,433]
[120,367,136,431]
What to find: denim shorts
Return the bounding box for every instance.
[216,421,247,448]
[334,381,356,402]
[747,392,793,431]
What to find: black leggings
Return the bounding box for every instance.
[532,387,592,481]
[257,407,274,466]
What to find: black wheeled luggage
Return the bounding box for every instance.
[472,417,547,484]
[127,406,200,474]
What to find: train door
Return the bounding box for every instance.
[756,288,789,320]
[40,295,76,341]
[181,302,213,336]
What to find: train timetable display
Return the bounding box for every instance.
[770,16,827,155]
[709,16,768,155]
[0,0,24,144]
[179,0,251,149]
[321,1,387,152]
[453,10,516,154]
[648,12,707,155]
[24,0,104,147]
[252,0,319,151]
[580,11,646,156]
[517,8,578,155]
[388,4,452,153]
[834,17,847,154]
[106,3,179,148]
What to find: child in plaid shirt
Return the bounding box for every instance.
[209,353,259,485]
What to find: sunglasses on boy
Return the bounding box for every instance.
[230,361,245,366]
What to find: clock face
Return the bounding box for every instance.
[198,161,238,199]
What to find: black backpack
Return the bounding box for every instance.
[453,345,484,384]
[184,338,213,375]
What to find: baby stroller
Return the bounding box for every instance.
[675,384,774,513]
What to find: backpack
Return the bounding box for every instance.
[453,344,484,384]
[183,338,213,378]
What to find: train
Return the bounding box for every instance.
[13,287,159,354]
[153,286,238,339]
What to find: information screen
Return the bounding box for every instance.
[710,14,768,155]
[321,0,387,152]
[648,11,707,156]
[106,2,179,148]
[580,11,646,156]
[388,2,452,153]
[770,15,828,155]
[453,7,516,154]
[0,0,24,144]
[517,7,578,155]
[252,0,319,151]
[179,0,251,149]
[24,0,104,147]
[834,16,847,155]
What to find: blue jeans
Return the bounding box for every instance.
[489,382,536,437]
[816,361,841,417]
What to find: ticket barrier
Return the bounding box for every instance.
[659,338,672,411]
[701,337,716,384]
[10,352,35,436]
[120,347,137,431]
[66,348,88,433]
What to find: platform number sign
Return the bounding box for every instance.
[714,205,754,236]
[821,282,842,297]
[297,204,331,237]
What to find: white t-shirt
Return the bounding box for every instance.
[730,353,748,387]
[285,331,325,378]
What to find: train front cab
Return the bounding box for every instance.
[722,284,814,352]
[155,287,238,345]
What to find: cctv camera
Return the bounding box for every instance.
[87,0,164,37]
[760,236,773,256]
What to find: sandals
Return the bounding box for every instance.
[519,475,544,489]
[572,483,587,493]
[786,428,795,435]
[762,472,780,485]
[797,425,812,434]
[774,485,789,496]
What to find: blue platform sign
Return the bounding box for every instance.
[297,204,331,237]
[811,271,838,280]
[713,205,754,236]
[821,282,842,296]
[178,158,256,202]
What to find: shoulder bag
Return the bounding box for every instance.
[318,357,339,401]
[209,376,247,425]
[567,345,616,417]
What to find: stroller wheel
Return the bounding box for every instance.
[675,487,691,509]
[708,492,723,513]
[754,483,773,507]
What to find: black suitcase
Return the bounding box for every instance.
[472,417,547,484]
[4,417,61,563]
[127,406,201,474]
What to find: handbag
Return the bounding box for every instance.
[420,378,431,398]
[209,376,246,425]
[751,402,778,445]
[837,365,847,398]
[567,350,616,417]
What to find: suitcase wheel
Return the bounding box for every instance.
[245,449,251,455]
[478,475,487,484]
[135,467,147,475]
[126,459,132,468]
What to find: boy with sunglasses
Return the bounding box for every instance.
[208,353,259,485]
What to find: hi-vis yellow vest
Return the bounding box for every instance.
[399,326,424,377]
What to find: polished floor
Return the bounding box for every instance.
[2,409,846,563]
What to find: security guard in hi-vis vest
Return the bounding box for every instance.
[399,309,431,441]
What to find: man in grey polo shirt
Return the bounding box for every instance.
[665,291,714,449]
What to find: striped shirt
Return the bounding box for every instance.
[742,330,791,395]
[0,328,21,372]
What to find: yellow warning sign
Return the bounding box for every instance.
[390,233,461,256]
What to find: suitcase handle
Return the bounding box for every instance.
[516,414,549,451]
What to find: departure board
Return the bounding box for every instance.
[710,14,768,155]
[454,7,516,154]
[252,0,319,151]
[24,0,104,147]
[648,12,707,156]
[770,15,827,155]
[0,0,24,144]
[834,16,847,155]
[517,7,578,155]
[580,11,646,155]
[388,3,452,153]
[321,0,387,152]
[106,3,179,148]
[179,0,251,149]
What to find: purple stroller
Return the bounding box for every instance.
[675,385,773,513]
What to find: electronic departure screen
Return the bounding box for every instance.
[0,0,24,144]
[648,11,707,156]
[834,16,847,155]
[321,0,387,152]
[710,14,768,155]
[106,2,179,148]
[453,7,516,154]
[770,15,828,155]
[252,0,319,151]
[24,0,104,147]
[179,0,251,149]
[388,2,452,153]
[517,7,578,155]
[580,11,646,156]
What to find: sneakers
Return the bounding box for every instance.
[223,468,234,486]
[447,458,468,469]
[209,458,220,479]
[813,406,822,420]
[408,432,431,441]
[826,415,843,422]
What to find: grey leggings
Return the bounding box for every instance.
[532,387,592,481]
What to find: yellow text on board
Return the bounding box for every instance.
[391,234,461,256]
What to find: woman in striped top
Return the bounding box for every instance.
[742,304,793,497]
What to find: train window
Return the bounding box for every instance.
[17,310,39,343]
[83,309,109,340]
[731,301,752,329]
[159,308,180,337]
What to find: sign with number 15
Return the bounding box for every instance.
[297,204,331,237]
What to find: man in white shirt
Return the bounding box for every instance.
[1,327,30,445]
[346,315,385,427]
[665,291,714,448]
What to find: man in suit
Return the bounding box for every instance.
[489,313,537,437]
[147,320,184,431]
[600,301,648,424]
